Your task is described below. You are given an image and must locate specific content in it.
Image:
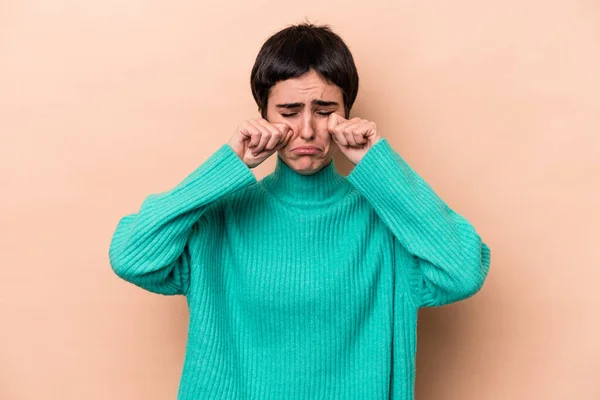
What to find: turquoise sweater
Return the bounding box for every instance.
[109,138,491,399]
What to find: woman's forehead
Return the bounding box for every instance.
[269,72,343,104]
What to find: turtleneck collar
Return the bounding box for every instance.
[261,155,350,207]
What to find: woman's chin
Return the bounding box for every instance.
[280,154,332,175]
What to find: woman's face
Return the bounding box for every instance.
[265,69,345,175]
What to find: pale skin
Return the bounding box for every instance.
[228,69,381,173]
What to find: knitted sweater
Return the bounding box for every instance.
[109,137,491,399]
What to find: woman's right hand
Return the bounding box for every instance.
[228,118,293,169]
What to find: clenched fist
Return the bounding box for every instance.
[327,114,381,166]
[228,118,293,169]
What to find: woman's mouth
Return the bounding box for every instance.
[293,146,320,155]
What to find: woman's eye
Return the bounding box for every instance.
[281,111,333,117]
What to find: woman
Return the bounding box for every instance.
[109,22,491,400]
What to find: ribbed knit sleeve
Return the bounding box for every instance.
[108,144,257,295]
[346,138,491,307]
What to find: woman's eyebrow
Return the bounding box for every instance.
[312,100,338,107]
[275,100,339,108]
[276,102,303,109]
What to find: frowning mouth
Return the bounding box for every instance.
[292,146,320,155]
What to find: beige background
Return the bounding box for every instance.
[1,1,599,399]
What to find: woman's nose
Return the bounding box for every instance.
[299,116,317,140]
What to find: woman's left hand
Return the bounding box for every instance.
[327,113,381,165]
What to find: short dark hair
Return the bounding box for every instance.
[250,23,359,119]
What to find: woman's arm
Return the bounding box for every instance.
[108,144,257,296]
[346,138,491,307]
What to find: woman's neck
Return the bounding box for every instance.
[261,155,350,207]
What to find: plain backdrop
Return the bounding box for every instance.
[1,1,599,399]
